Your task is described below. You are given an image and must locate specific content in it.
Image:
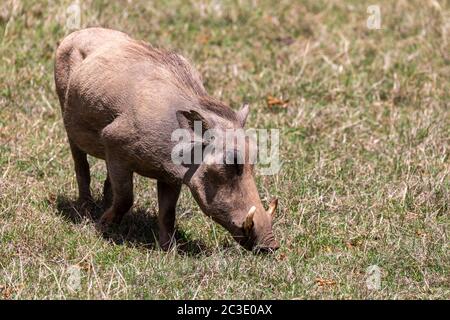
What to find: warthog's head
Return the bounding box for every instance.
[175,103,279,253]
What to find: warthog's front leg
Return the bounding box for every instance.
[157,181,181,250]
[103,173,113,209]
[98,157,134,228]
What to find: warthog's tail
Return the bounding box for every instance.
[54,31,85,111]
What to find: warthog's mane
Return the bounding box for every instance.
[123,40,238,123]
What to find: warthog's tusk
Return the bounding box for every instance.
[243,206,256,232]
[267,198,278,218]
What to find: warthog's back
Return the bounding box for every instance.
[55,28,129,106]
[55,27,206,108]
[54,27,208,159]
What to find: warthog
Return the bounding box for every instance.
[54,27,279,252]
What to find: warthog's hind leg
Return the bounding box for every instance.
[68,139,92,204]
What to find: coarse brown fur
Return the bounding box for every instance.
[54,27,278,252]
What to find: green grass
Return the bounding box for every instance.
[0,0,449,299]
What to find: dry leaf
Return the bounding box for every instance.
[346,239,362,249]
[416,231,427,238]
[1,285,13,299]
[278,253,287,261]
[196,33,210,45]
[47,193,57,205]
[267,95,289,109]
[78,260,92,272]
[315,278,336,287]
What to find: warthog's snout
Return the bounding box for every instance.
[234,200,279,254]
[236,233,279,254]
[254,242,280,254]
[252,233,280,253]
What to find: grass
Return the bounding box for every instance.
[0,0,449,299]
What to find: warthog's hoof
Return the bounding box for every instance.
[159,234,176,251]
[96,210,120,232]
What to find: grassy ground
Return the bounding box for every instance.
[0,0,449,299]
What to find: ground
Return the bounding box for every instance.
[0,0,449,299]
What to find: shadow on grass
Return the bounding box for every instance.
[54,195,210,257]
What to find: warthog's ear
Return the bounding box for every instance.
[237,103,250,127]
[176,110,210,136]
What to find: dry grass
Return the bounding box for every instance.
[0,0,449,299]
